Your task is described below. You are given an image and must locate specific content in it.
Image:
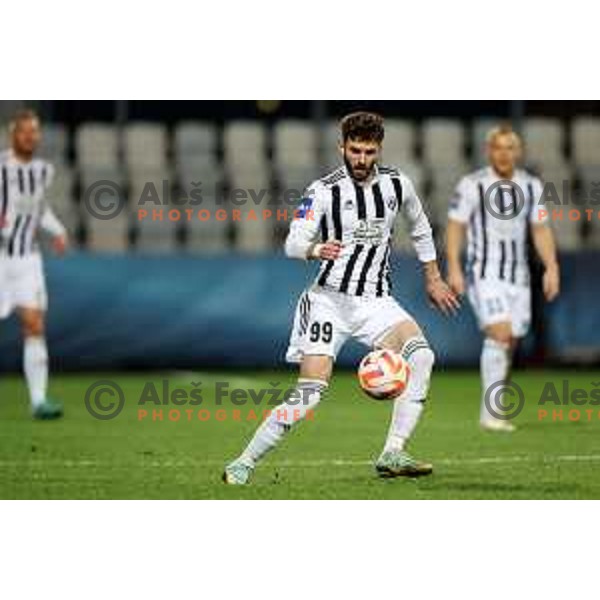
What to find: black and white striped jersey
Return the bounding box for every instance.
[448,167,547,287]
[0,150,65,258]
[285,164,436,297]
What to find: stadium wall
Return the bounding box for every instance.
[0,252,597,371]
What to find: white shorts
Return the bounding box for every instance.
[467,279,531,338]
[286,286,415,363]
[0,253,48,319]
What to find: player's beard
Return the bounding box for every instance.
[13,144,35,162]
[344,156,374,182]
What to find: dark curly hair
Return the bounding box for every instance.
[340,112,384,144]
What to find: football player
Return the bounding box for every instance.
[0,110,68,419]
[224,112,458,484]
[446,125,559,431]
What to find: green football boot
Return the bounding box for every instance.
[375,450,433,478]
[32,399,64,421]
[222,458,254,485]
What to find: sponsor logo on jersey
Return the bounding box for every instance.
[385,195,398,211]
[353,218,385,244]
[296,196,314,219]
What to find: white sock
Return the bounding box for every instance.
[480,338,510,423]
[24,336,49,409]
[384,338,435,453]
[239,379,327,466]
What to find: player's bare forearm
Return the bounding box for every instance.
[531,224,558,271]
[531,224,560,301]
[422,260,460,315]
[446,220,465,272]
[446,220,466,296]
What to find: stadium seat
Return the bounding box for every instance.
[224,121,268,172]
[571,117,600,166]
[428,162,468,229]
[47,167,77,232]
[229,168,273,253]
[538,163,571,202]
[536,163,580,249]
[147,175,229,253]
[236,215,273,253]
[274,120,318,172]
[422,119,465,166]
[79,164,124,186]
[185,217,229,253]
[551,213,583,251]
[174,121,216,156]
[322,120,342,172]
[78,168,127,235]
[229,165,271,198]
[400,161,425,196]
[42,123,67,165]
[277,166,315,202]
[174,122,218,177]
[76,123,120,171]
[124,122,168,174]
[576,165,600,247]
[135,215,180,253]
[86,213,130,253]
[78,167,126,233]
[178,149,222,186]
[178,162,224,209]
[129,170,172,213]
[523,117,565,169]
[383,119,416,164]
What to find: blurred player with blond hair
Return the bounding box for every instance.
[446,125,560,432]
[0,109,68,419]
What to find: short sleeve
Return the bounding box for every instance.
[447,177,476,224]
[284,180,326,259]
[528,176,548,225]
[44,162,56,189]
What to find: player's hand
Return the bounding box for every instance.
[312,240,342,260]
[447,266,465,297]
[543,264,560,302]
[52,235,69,256]
[426,275,461,316]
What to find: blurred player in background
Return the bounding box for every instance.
[224,112,459,484]
[446,125,560,432]
[0,110,68,419]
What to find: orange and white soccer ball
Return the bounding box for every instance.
[358,349,410,400]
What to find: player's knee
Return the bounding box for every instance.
[21,315,45,338]
[299,354,333,384]
[401,336,435,374]
[485,322,512,345]
[274,378,328,426]
[486,327,512,347]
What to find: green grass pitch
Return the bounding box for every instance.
[2,369,600,499]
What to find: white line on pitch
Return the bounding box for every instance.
[5,454,600,469]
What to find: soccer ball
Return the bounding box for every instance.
[358,349,410,400]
